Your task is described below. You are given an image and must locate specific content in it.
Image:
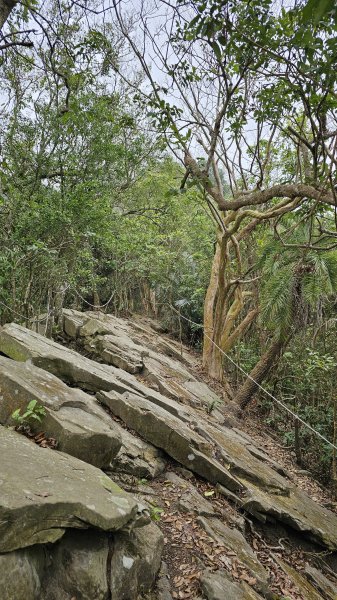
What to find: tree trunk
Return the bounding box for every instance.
[294,418,302,465]
[202,233,259,384]
[237,337,284,410]
[54,283,68,324]
[221,307,259,352]
[0,0,18,29]
[202,239,221,370]
[332,395,337,499]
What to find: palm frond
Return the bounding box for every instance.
[260,264,294,335]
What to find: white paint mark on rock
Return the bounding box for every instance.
[122,556,134,570]
[187,454,195,461]
[114,497,130,508]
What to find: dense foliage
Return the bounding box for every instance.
[0,6,214,331]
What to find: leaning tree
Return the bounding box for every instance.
[111,0,337,404]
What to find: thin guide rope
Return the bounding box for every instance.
[70,288,116,309]
[1,295,335,451]
[0,300,50,324]
[169,304,337,452]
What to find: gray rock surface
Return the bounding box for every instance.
[0,321,208,420]
[62,310,209,407]
[0,323,139,394]
[142,354,195,401]
[28,524,164,600]
[63,310,85,338]
[40,530,109,600]
[241,480,337,550]
[200,570,263,600]
[273,556,324,600]
[304,564,337,600]
[84,333,144,373]
[0,426,138,552]
[0,546,46,600]
[197,516,268,591]
[97,389,243,492]
[203,422,290,495]
[183,380,223,409]
[64,310,146,372]
[0,356,121,467]
[109,522,164,600]
[164,472,218,516]
[156,562,174,600]
[2,316,337,558]
[63,309,128,339]
[231,428,288,476]
[109,421,166,478]
[0,323,193,409]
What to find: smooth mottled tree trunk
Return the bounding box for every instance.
[202,233,259,385]
[237,337,284,410]
[202,238,221,372]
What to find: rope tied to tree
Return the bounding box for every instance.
[169,304,337,452]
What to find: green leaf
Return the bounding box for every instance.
[211,41,222,62]
[302,0,335,24]
[11,409,21,421]
[27,399,38,411]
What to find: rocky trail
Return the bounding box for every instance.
[0,310,336,600]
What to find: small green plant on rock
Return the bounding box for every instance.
[149,504,164,522]
[11,400,46,428]
[138,478,148,486]
[206,398,222,415]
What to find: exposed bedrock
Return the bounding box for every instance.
[1,315,337,600]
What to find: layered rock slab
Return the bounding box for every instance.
[197,517,268,592]
[304,565,337,600]
[98,388,337,550]
[62,309,129,340]
[241,480,337,550]
[0,323,192,410]
[2,321,337,552]
[85,332,144,373]
[97,390,242,492]
[109,421,166,479]
[202,422,290,495]
[0,519,164,600]
[0,323,137,394]
[200,569,263,600]
[164,472,219,517]
[40,524,163,600]
[0,426,138,552]
[0,356,121,467]
[40,530,109,600]
[109,521,164,599]
[62,309,215,408]
[67,310,145,373]
[273,556,325,600]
